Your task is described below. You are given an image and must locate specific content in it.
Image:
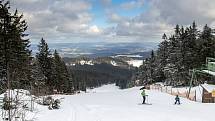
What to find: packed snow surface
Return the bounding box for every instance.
[127,60,143,67]
[79,60,94,65]
[33,84,215,121]
[113,54,143,58]
[202,70,215,76]
[110,60,118,66]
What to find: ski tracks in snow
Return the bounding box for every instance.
[69,103,77,121]
[68,98,102,121]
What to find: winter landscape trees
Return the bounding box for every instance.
[1,0,215,95]
[35,38,72,94]
[137,22,215,86]
[1,0,215,120]
[0,1,72,95]
[0,1,31,93]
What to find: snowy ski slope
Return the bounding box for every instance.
[32,84,215,121]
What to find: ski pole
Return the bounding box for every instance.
[147,95,148,103]
[146,95,148,104]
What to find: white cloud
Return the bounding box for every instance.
[87,25,102,35]
[150,0,215,25]
[120,0,144,10]
[104,0,215,43]
[107,13,126,23]
[9,0,215,43]
[10,0,94,43]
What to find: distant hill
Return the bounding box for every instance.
[65,55,145,89]
[68,63,135,89]
[30,42,157,58]
[63,54,149,69]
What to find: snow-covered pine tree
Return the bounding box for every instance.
[137,58,151,85]
[137,22,215,87]
[30,58,46,95]
[198,24,215,64]
[0,1,32,121]
[0,1,31,92]
[52,50,70,93]
[184,22,199,69]
[36,38,53,93]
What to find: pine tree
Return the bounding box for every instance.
[198,24,215,63]
[0,1,31,92]
[158,34,169,69]
[36,38,53,93]
[185,21,199,69]
[137,22,215,86]
[52,50,70,93]
[30,58,46,95]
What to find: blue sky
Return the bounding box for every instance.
[10,0,215,44]
[90,0,149,27]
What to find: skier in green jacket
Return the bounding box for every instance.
[141,89,146,104]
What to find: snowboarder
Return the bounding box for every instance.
[141,88,146,104]
[175,95,180,105]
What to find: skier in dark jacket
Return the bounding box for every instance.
[175,95,180,105]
